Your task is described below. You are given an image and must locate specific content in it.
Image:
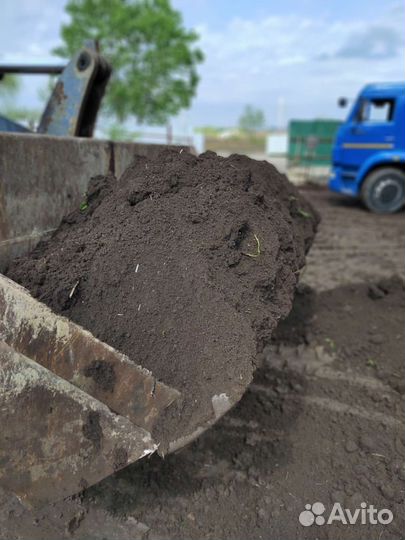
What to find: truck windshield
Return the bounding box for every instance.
[357,98,395,123]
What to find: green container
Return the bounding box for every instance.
[288,119,342,166]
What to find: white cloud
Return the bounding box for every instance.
[0,0,67,62]
[190,3,405,125]
[0,0,68,114]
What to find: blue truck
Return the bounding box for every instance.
[329,82,405,213]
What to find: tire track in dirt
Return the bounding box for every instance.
[302,188,405,291]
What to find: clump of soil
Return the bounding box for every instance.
[7,150,318,446]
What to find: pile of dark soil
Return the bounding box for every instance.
[7,150,318,446]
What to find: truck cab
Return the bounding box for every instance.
[329,82,405,213]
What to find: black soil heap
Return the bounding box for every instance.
[7,150,319,444]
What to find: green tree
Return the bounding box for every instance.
[55,0,204,125]
[0,74,20,97]
[238,105,266,133]
[102,122,140,141]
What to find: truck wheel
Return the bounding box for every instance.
[361,167,405,214]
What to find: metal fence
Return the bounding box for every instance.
[288,120,342,166]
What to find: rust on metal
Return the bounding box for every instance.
[0,341,157,507]
[0,274,180,433]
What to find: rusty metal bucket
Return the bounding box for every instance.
[0,133,243,507]
[0,274,180,506]
[0,275,243,507]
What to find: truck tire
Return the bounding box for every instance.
[361,167,405,214]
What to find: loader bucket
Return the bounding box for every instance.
[0,274,245,506]
[0,341,157,507]
[0,274,180,506]
[0,132,244,506]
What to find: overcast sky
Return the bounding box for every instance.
[1,0,404,129]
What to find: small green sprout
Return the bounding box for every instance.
[324,337,336,351]
[366,357,377,368]
[79,190,89,211]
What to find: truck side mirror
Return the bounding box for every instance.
[338,97,348,108]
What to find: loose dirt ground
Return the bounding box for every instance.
[1,187,404,540]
